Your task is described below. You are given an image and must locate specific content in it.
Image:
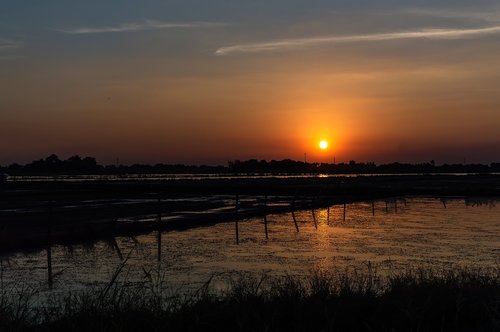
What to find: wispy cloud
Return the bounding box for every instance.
[0,39,21,61]
[215,25,500,55]
[59,20,227,34]
[0,39,18,51]
[0,55,25,61]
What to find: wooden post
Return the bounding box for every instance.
[157,231,162,262]
[111,238,123,261]
[395,200,398,213]
[235,220,239,245]
[235,194,240,244]
[157,197,162,222]
[264,215,268,239]
[46,244,53,290]
[311,209,317,229]
[343,203,346,221]
[47,200,53,238]
[47,199,53,289]
[264,195,268,239]
[112,205,118,228]
[291,196,299,232]
[372,202,375,216]
[385,201,388,213]
[291,211,299,232]
[327,207,330,224]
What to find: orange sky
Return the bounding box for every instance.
[1,2,500,165]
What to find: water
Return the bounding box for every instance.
[1,197,499,295]
[6,173,495,182]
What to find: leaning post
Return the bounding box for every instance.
[264,195,268,239]
[235,194,240,244]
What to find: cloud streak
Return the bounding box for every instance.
[0,39,21,61]
[0,39,18,51]
[215,25,500,55]
[59,20,227,34]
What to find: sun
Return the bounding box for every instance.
[319,140,328,150]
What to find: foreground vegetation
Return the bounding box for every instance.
[1,267,499,331]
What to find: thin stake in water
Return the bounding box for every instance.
[264,195,268,239]
[292,211,299,232]
[46,244,53,290]
[111,238,123,261]
[291,196,299,232]
[157,231,162,262]
[441,198,447,208]
[312,209,317,229]
[112,204,118,227]
[46,199,53,289]
[47,200,53,238]
[235,220,239,245]
[235,194,239,244]
[157,197,162,222]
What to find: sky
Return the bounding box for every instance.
[1,0,499,165]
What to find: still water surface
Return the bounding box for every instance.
[1,197,499,294]
[7,173,492,182]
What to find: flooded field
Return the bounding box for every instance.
[7,172,496,182]
[1,197,499,295]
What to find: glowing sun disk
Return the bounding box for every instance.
[319,140,328,150]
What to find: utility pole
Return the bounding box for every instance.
[304,152,307,163]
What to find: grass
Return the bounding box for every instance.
[0,266,498,331]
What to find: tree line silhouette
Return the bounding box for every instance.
[1,154,500,175]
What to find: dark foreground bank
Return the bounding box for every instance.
[1,268,499,332]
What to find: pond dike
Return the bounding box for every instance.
[0,174,499,251]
